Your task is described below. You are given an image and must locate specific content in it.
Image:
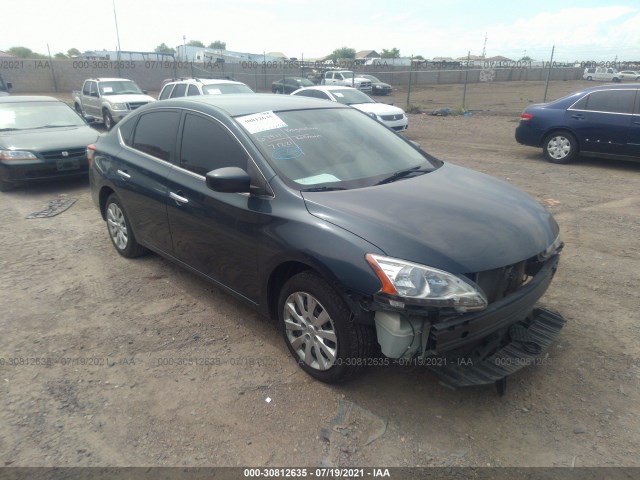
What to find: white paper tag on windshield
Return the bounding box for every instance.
[334,92,344,97]
[208,88,222,95]
[102,87,113,93]
[237,111,287,134]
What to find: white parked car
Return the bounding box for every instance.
[291,86,408,132]
[618,70,640,81]
[158,78,253,99]
[582,67,621,82]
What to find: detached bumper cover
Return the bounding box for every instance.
[431,307,565,388]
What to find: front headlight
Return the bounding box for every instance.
[0,150,38,162]
[111,103,128,111]
[538,233,563,261]
[366,254,488,312]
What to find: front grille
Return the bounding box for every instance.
[391,125,406,131]
[358,81,372,90]
[40,148,86,160]
[127,102,149,110]
[466,257,548,304]
[381,114,404,121]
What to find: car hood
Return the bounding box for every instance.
[0,126,99,151]
[103,94,155,103]
[351,103,405,116]
[301,163,559,274]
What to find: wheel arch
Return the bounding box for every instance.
[266,261,316,322]
[98,186,116,220]
[265,257,375,325]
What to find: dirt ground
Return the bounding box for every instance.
[0,80,639,470]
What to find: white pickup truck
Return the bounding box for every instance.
[72,78,155,130]
[321,70,372,92]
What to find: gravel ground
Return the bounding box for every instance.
[0,80,638,469]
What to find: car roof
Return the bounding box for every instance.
[0,95,61,104]
[166,78,246,86]
[149,93,346,117]
[577,83,640,93]
[91,78,133,82]
[295,86,358,92]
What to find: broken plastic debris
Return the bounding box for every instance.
[265,397,272,403]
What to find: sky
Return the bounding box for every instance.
[3,0,640,62]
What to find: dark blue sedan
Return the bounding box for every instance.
[89,94,565,390]
[515,84,640,164]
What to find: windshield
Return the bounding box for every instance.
[363,75,381,82]
[99,81,144,95]
[296,79,314,87]
[236,108,438,190]
[329,89,374,105]
[203,84,254,94]
[0,101,86,130]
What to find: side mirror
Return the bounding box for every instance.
[206,167,251,193]
[142,90,148,94]
[6,82,12,90]
[409,140,421,149]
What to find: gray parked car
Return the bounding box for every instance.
[0,96,99,190]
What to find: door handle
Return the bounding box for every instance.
[117,169,131,179]
[169,191,189,205]
[571,114,585,120]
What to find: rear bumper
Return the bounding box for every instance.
[515,123,544,147]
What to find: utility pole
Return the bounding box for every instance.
[113,0,122,62]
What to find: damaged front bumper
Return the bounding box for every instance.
[372,255,565,388]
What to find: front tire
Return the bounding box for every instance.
[103,109,115,130]
[278,271,374,383]
[543,131,577,164]
[105,194,147,258]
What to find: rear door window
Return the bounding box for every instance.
[583,90,635,114]
[131,111,181,162]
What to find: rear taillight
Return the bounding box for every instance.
[87,144,96,165]
[520,113,533,121]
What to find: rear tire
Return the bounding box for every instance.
[278,271,375,383]
[543,131,577,164]
[105,194,147,258]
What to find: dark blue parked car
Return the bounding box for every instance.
[515,84,640,164]
[89,94,565,391]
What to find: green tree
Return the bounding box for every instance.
[519,55,533,61]
[187,40,205,48]
[381,48,400,59]
[208,41,226,50]
[154,43,176,54]
[8,46,47,58]
[328,47,356,62]
[413,55,425,60]
[54,52,67,59]
[67,48,81,57]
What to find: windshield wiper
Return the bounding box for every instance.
[375,166,432,185]
[0,128,20,131]
[301,186,347,192]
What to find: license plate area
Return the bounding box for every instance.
[56,158,79,171]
